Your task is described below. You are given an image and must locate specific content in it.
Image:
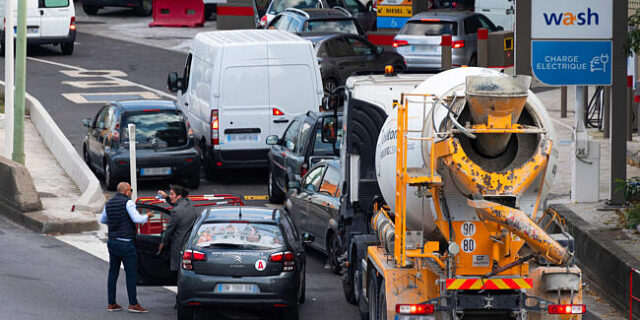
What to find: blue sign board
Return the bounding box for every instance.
[531,40,612,86]
[377,16,409,29]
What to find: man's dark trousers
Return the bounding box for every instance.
[107,239,138,306]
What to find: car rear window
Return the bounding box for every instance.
[193,222,286,250]
[400,20,458,36]
[121,110,188,149]
[269,0,320,14]
[304,19,359,35]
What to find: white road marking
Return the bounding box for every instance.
[62,79,133,89]
[28,56,176,100]
[60,70,128,78]
[62,91,160,104]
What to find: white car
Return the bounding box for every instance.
[0,0,76,55]
[168,30,324,178]
[260,0,323,28]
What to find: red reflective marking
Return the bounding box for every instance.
[440,35,452,47]
[478,28,488,40]
[459,279,474,290]
[217,6,254,16]
[502,278,518,289]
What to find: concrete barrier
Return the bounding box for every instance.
[1,82,105,213]
[0,155,42,214]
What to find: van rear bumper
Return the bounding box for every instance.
[1,30,76,45]
[210,149,269,168]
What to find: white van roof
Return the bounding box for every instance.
[195,30,308,46]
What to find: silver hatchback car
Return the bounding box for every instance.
[393,11,500,70]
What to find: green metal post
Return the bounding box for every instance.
[13,0,26,164]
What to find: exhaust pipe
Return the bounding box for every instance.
[465,75,532,157]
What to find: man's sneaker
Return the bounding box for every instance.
[107,304,123,312]
[128,304,149,313]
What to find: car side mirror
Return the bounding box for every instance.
[288,180,301,190]
[266,135,280,145]
[167,72,181,93]
[82,118,92,127]
[302,232,315,244]
[321,116,338,143]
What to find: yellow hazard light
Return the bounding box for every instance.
[384,65,394,76]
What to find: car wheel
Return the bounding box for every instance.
[323,78,338,95]
[104,161,117,191]
[342,247,357,304]
[186,173,200,189]
[83,146,93,172]
[367,268,380,320]
[135,0,153,16]
[327,233,341,275]
[268,168,285,204]
[60,42,74,55]
[283,301,299,320]
[176,304,194,320]
[82,4,99,15]
[378,280,387,320]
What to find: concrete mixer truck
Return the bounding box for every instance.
[329,67,584,320]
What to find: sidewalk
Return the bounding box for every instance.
[534,84,638,319]
[0,114,98,234]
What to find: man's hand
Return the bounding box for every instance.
[157,190,167,198]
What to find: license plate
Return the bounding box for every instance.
[226,133,259,142]
[14,27,38,34]
[214,283,260,294]
[395,316,435,320]
[411,45,438,53]
[140,167,172,176]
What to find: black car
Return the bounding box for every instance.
[266,111,342,204]
[325,0,376,31]
[82,100,200,191]
[81,0,152,16]
[304,32,406,92]
[285,160,341,273]
[136,206,313,320]
[268,8,365,36]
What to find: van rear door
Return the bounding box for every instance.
[39,0,72,38]
[267,42,323,137]
[219,44,271,150]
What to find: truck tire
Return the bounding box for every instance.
[377,280,387,320]
[344,234,378,305]
[367,268,380,320]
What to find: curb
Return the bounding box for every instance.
[551,204,640,319]
[1,82,105,213]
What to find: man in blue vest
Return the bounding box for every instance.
[99,182,153,313]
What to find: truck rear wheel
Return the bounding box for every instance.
[367,268,380,320]
[377,280,387,320]
[342,247,357,304]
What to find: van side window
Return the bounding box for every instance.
[41,0,69,7]
[183,54,193,91]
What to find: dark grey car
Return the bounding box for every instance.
[266,112,342,204]
[285,160,341,274]
[82,100,200,190]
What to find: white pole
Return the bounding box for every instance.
[128,124,137,201]
[4,0,14,158]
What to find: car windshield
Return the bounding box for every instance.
[304,19,359,34]
[400,20,458,36]
[121,110,188,149]
[269,0,320,14]
[193,222,286,250]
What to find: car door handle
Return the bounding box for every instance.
[40,10,44,15]
[273,119,289,123]
[482,9,490,12]
[184,102,189,106]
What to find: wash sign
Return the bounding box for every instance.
[532,41,612,86]
[532,0,612,39]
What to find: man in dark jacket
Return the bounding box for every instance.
[157,185,199,271]
[99,182,153,313]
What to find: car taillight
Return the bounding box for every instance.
[272,108,284,116]
[393,39,409,48]
[301,162,309,177]
[260,15,268,27]
[211,109,219,145]
[548,304,585,315]
[182,249,206,270]
[396,304,434,315]
[452,40,465,49]
[269,251,295,271]
[70,16,76,31]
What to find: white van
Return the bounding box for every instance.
[168,30,324,178]
[0,0,76,55]
[474,0,514,31]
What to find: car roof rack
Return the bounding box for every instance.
[332,6,351,17]
[285,8,310,18]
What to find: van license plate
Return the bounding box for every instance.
[214,283,259,294]
[395,316,435,320]
[226,133,259,142]
[140,167,172,176]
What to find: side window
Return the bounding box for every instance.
[319,167,340,196]
[183,54,193,91]
[299,122,312,153]
[94,106,109,129]
[280,214,299,246]
[464,17,479,34]
[104,107,116,130]
[283,120,302,151]
[275,15,292,30]
[326,38,354,57]
[41,0,69,7]
[302,166,325,192]
[288,17,302,32]
[477,15,497,31]
[347,37,374,55]
[317,42,329,57]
